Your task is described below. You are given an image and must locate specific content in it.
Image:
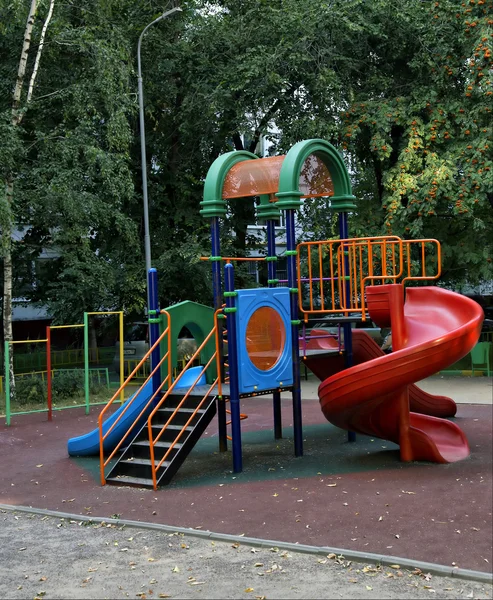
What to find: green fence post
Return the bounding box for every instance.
[4,341,10,426]
[84,313,89,414]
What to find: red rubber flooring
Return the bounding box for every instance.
[0,397,491,573]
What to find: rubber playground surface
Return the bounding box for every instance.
[0,375,491,576]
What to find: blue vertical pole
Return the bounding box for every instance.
[338,214,356,443]
[211,218,228,452]
[224,263,242,473]
[285,209,303,457]
[211,217,222,311]
[267,220,282,440]
[148,268,161,401]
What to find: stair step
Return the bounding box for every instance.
[121,457,170,468]
[106,475,154,487]
[133,440,183,450]
[159,408,206,415]
[151,424,194,432]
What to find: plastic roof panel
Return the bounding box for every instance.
[222,153,334,199]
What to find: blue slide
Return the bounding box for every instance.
[67,368,207,457]
[67,380,154,457]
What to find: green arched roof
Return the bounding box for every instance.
[276,139,356,212]
[200,139,356,219]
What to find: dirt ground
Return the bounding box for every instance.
[1,509,492,600]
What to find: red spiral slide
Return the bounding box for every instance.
[313,285,484,463]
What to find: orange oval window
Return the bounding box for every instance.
[245,307,286,371]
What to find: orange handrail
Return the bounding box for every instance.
[99,311,171,485]
[401,239,441,284]
[339,236,404,316]
[147,310,224,490]
[297,236,442,318]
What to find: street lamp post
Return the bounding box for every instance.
[137,6,182,278]
[137,7,182,397]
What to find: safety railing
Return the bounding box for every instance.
[99,311,171,485]
[297,236,441,316]
[11,347,116,373]
[146,310,224,490]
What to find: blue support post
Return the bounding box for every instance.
[285,209,303,457]
[267,220,282,440]
[148,268,161,401]
[224,263,242,473]
[338,213,356,443]
[211,218,228,452]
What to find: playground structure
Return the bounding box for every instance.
[3,311,124,425]
[67,138,485,490]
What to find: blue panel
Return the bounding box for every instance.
[236,288,293,394]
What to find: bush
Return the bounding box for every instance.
[52,370,84,399]
[15,376,47,406]
[52,369,107,400]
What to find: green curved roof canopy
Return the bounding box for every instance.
[200,150,258,219]
[200,139,356,219]
[276,139,356,212]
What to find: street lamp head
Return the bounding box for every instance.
[159,7,183,20]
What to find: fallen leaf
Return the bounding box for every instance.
[272,493,278,497]
[36,464,43,468]
[244,588,254,593]
[171,566,180,573]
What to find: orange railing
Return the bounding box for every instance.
[146,310,224,490]
[99,311,172,485]
[297,236,441,317]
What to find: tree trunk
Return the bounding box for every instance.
[3,0,55,403]
[2,179,15,400]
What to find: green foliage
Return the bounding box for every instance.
[334,0,493,284]
[15,376,46,406]
[51,370,84,399]
[1,0,492,323]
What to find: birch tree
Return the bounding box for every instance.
[1,0,55,400]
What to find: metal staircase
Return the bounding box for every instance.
[105,390,217,488]
[99,309,223,490]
